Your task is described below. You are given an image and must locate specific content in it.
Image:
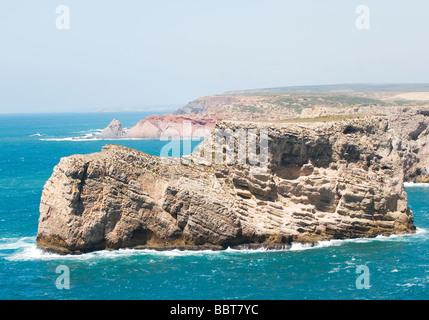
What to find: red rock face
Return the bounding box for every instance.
[124,114,216,139]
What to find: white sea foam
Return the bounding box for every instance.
[415,227,428,234]
[289,242,319,251]
[1,236,221,261]
[38,128,162,141]
[40,137,147,142]
[41,137,87,141]
[5,245,221,261]
[223,241,341,253]
[29,133,42,137]
[0,237,35,251]
[2,228,426,261]
[38,128,105,141]
[404,182,429,187]
[40,137,99,142]
[6,245,140,262]
[71,129,103,134]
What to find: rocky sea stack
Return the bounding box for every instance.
[98,119,126,139]
[37,116,415,254]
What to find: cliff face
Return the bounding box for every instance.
[37,116,415,254]
[98,114,216,139]
[301,106,429,182]
[125,114,216,139]
[174,95,300,120]
[173,88,429,121]
[99,102,428,183]
[389,108,429,182]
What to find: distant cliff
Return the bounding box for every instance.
[99,114,216,139]
[125,114,215,139]
[174,87,429,120]
[174,94,301,120]
[37,116,415,254]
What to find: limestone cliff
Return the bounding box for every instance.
[125,114,215,139]
[98,114,216,139]
[300,106,429,182]
[174,95,300,120]
[37,116,415,254]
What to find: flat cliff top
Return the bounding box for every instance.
[174,88,429,121]
[223,114,376,124]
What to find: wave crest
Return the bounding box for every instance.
[2,229,426,261]
[404,182,429,187]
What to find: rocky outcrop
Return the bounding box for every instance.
[37,116,415,254]
[98,119,126,139]
[387,108,429,182]
[301,106,429,182]
[125,114,215,139]
[98,115,216,140]
[99,99,429,182]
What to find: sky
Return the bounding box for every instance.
[0,0,429,113]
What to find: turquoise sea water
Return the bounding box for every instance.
[0,113,427,300]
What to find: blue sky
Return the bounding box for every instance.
[1,0,428,113]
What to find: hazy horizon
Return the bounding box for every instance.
[1,1,429,113]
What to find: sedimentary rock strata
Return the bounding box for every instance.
[37,116,415,254]
[301,106,429,182]
[125,114,215,139]
[99,114,216,139]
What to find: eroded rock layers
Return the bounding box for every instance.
[37,117,415,254]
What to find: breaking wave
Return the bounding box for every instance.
[39,129,104,141]
[404,182,429,187]
[2,228,426,262]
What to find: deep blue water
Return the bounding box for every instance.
[0,113,427,300]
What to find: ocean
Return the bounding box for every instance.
[0,113,427,300]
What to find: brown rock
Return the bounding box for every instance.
[37,117,416,254]
[300,106,429,182]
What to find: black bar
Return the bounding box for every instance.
[0,300,425,318]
